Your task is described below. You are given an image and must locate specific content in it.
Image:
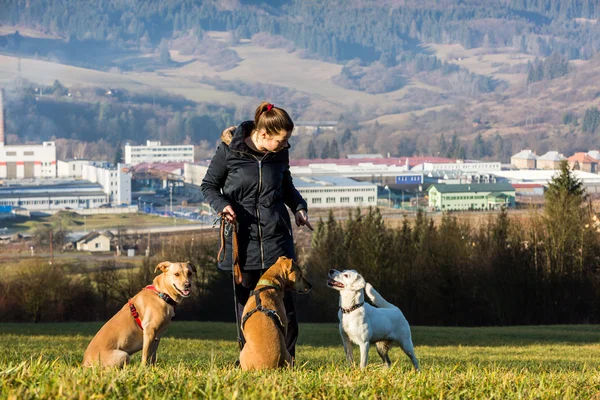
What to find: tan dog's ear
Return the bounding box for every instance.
[187,261,197,274]
[280,257,293,272]
[154,261,171,273]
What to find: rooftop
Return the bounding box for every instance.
[428,183,515,193]
[537,151,565,161]
[132,162,185,174]
[511,150,537,160]
[294,176,375,188]
[568,152,598,163]
[0,180,102,190]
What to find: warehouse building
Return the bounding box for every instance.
[294,176,378,208]
[427,183,516,211]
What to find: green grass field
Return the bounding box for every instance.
[1,322,599,399]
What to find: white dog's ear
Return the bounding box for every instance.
[154,261,171,273]
[351,274,366,291]
[364,282,377,302]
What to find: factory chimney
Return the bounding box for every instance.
[0,88,4,145]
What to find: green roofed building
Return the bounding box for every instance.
[427,183,515,211]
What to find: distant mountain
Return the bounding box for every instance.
[1,0,599,162]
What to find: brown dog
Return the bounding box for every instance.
[82,261,196,367]
[239,256,312,370]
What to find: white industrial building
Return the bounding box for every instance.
[0,141,57,179]
[289,157,500,185]
[184,163,208,186]
[411,160,502,172]
[0,89,57,179]
[57,159,112,178]
[294,176,378,208]
[82,163,132,205]
[488,170,600,193]
[125,140,194,165]
[0,181,108,211]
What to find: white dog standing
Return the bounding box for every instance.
[327,269,419,370]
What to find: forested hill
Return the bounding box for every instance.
[3,0,600,63]
[2,0,600,162]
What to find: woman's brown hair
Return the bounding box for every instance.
[254,102,294,136]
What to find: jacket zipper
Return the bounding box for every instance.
[233,148,270,270]
[256,158,265,269]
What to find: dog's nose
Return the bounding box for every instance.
[329,269,336,275]
[184,282,191,289]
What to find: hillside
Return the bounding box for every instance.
[1,0,600,161]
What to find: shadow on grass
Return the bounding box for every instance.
[1,322,599,348]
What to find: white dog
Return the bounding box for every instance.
[327,269,419,370]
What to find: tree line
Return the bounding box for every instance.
[303,161,600,325]
[4,83,235,160]
[2,161,600,325]
[2,0,599,66]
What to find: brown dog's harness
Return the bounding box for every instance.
[215,211,242,284]
[241,280,285,334]
[128,285,178,330]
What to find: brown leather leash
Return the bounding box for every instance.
[215,211,244,349]
[216,211,242,285]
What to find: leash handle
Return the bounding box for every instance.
[217,212,242,285]
[216,211,244,350]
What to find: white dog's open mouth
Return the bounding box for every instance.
[174,284,191,297]
[327,279,344,289]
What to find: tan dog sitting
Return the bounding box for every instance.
[239,256,312,370]
[83,261,196,368]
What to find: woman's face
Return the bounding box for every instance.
[259,130,291,153]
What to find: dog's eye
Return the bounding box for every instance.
[344,274,349,278]
[187,272,192,276]
[175,273,180,277]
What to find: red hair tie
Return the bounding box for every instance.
[266,103,274,112]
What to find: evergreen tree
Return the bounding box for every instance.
[320,140,330,159]
[543,160,587,280]
[472,133,485,159]
[159,39,172,65]
[307,140,317,159]
[582,107,600,133]
[114,143,124,165]
[330,139,340,159]
[341,129,352,146]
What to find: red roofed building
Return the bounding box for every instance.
[568,153,598,173]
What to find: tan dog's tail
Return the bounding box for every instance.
[365,283,395,309]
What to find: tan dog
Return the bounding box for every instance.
[239,256,312,370]
[83,261,196,368]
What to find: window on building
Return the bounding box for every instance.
[340,197,349,203]
[312,198,322,204]
[368,196,375,202]
[6,151,16,156]
[354,197,364,203]
[24,151,34,156]
[95,243,100,249]
[326,197,335,203]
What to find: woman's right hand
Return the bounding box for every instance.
[222,205,236,223]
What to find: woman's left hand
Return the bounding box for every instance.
[295,209,314,231]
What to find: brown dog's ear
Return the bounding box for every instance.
[187,261,197,274]
[276,255,289,265]
[154,261,171,273]
[279,257,293,272]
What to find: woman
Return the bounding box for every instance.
[201,102,312,358]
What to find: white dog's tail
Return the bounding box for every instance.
[364,283,396,309]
